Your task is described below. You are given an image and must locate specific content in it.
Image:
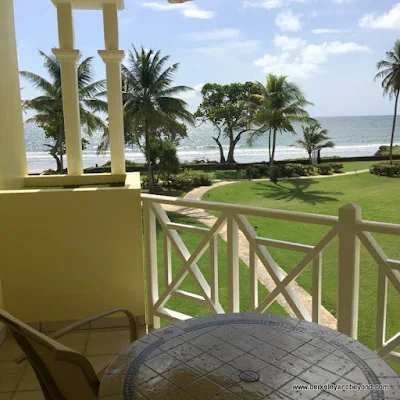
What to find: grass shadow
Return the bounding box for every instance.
[256,179,344,205]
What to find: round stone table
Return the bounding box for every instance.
[99,314,400,400]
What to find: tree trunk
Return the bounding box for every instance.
[269,129,278,182]
[268,129,272,163]
[145,123,154,193]
[226,130,236,164]
[58,127,65,172]
[226,143,237,164]
[390,91,399,164]
[308,151,312,164]
[53,154,62,173]
[60,151,64,172]
[212,136,226,164]
[49,146,62,173]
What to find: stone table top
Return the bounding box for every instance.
[99,314,400,400]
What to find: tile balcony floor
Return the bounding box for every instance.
[0,326,146,399]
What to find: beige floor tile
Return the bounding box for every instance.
[0,336,23,362]
[57,330,90,354]
[0,361,25,393]
[12,391,44,400]
[87,354,116,375]
[85,329,131,356]
[17,364,41,391]
[0,393,13,400]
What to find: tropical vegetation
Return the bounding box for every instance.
[375,39,400,164]
[116,46,194,193]
[195,82,257,164]
[21,50,107,172]
[295,122,335,164]
[248,74,312,181]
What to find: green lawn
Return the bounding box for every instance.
[203,173,400,373]
[155,213,287,324]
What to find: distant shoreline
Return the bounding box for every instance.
[26,142,400,174]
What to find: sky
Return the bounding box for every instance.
[13,0,400,117]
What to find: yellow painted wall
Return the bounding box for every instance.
[0,173,145,322]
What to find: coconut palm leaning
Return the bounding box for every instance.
[121,46,195,193]
[295,123,334,164]
[249,74,312,181]
[375,40,400,163]
[20,50,107,172]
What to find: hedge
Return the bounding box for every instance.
[142,172,213,191]
[82,155,398,175]
[244,162,344,180]
[370,161,400,177]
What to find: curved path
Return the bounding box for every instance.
[164,170,369,329]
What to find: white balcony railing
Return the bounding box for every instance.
[141,194,400,364]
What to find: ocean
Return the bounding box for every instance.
[24,115,400,173]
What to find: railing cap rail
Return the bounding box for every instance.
[141,194,338,226]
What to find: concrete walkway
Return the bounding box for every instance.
[163,170,369,329]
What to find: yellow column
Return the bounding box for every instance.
[52,3,83,176]
[0,0,27,189]
[98,3,126,174]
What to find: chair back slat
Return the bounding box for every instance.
[0,310,99,400]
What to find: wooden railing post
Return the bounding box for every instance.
[227,215,239,313]
[337,203,361,338]
[143,200,160,329]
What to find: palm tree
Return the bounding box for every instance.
[375,40,400,163]
[295,123,335,163]
[20,50,107,172]
[121,46,194,193]
[249,74,312,181]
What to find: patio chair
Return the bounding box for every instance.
[0,308,138,400]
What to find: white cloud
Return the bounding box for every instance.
[276,10,302,32]
[196,40,261,58]
[254,39,371,80]
[185,29,242,42]
[301,41,371,64]
[312,28,345,34]
[254,52,318,79]
[333,0,352,4]
[139,2,214,19]
[273,35,307,51]
[180,83,204,100]
[243,0,307,9]
[254,52,291,67]
[359,3,400,30]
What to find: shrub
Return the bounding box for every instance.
[41,169,59,175]
[317,164,333,175]
[302,165,315,176]
[293,163,308,176]
[102,160,136,167]
[370,161,400,177]
[246,166,260,179]
[167,172,213,191]
[141,177,149,189]
[237,170,247,179]
[330,162,344,173]
[253,163,269,176]
[278,163,310,177]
